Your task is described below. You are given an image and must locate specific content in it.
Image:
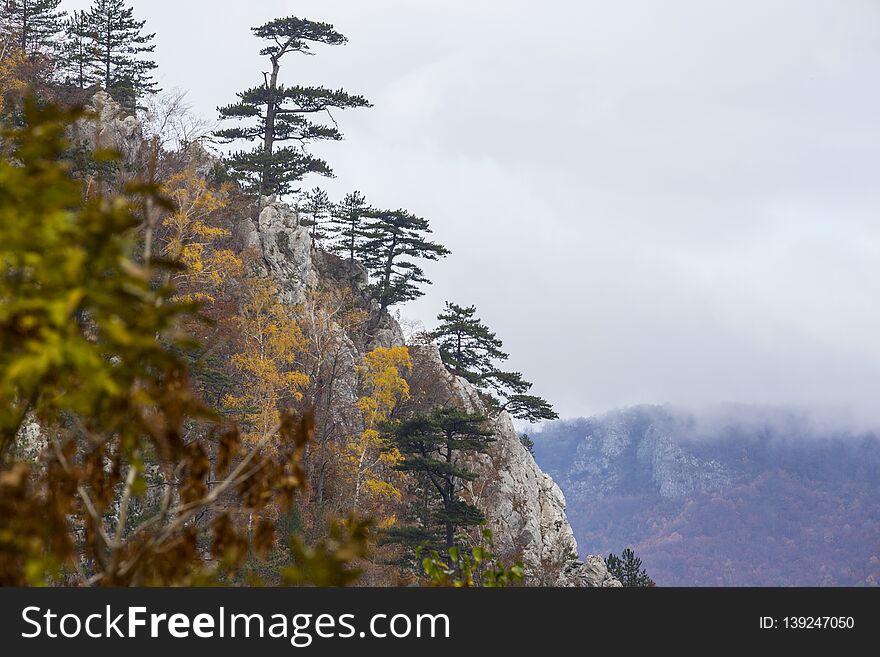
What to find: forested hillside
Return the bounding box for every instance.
[0,1,617,587]
[534,406,880,586]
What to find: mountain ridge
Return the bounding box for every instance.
[533,405,880,586]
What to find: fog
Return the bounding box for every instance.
[64,1,880,422]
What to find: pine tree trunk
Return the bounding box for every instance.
[380,234,397,313]
[260,58,281,198]
[444,436,454,549]
[105,18,112,91]
[21,1,29,54]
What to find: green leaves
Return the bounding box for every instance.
[68,0,160,105]
[3,0,66,57]
[282,516,371,587]
[0,99,201,459]
[418,529,524,588]
[224,146,333,196]
[253,17,347,54]
[606,548,656,587]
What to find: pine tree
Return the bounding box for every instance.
[431,302,558,423]
[386,408,495,552]
[61,10,94,90]
[85,0,158,108]
[2,0,65,57]
[299,186,331,242]
[606,548,656,587]
[215,16,370,197]
[433,302,507,384]
[328,191,369,263]
[357,208,450,313]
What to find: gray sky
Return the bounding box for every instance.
[66,0,880,422]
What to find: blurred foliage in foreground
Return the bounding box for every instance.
[0,100,369,586]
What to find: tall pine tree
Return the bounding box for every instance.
[299,186,331,242]
[431,302,558,423]
[357,208,450,313]
[85,0,158,108]
[61,10,94,90]
[215,16,370,197]
[386,408,494,552]
[328,191,369,263]
[2,0,65,57]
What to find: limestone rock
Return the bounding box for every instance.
[408,344,619,587]
[70,91,143,164]
[240,200,319,306]
[242,199,618,587]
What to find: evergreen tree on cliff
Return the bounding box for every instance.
[83,0,158,108]
[606,548,656,587]
[61,10,94,90]
[357,208,450,313]
[299,186,331,242]
[328,190,370,263]
[385,408,494,552]
[1,0,65,57]
[215,16,370,197]
[432,302,558,422]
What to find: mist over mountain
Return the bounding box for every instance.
[532,405,880,586]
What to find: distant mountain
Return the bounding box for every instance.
[532,405,880,586]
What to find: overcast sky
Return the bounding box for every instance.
[66,1,880,422]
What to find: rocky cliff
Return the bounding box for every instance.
[241,198,618,587]
[67,90,617,586]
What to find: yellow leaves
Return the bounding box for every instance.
[226,278,310,440]
[357,346,412,430]
[365,479,402,501]
[345,347,412,511]
[160,166,242,300]
[0,48,28,114]
[377,515,398,530]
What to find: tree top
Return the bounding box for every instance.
[253,16,347,57]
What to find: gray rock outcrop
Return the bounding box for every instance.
[234,200,618,587]
[409,344,619,587]
[70,91,143,164]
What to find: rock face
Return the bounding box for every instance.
[244,199,618,587]
[70,91,143,164]
[241,200,319,307]
[538,406,733,504]
[408,344,619,586]
[533,405,880,586]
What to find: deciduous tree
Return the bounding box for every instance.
[160,167,242,304]
[224,277,310,441]
[346,347,411,515]
[0,101,369,586]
